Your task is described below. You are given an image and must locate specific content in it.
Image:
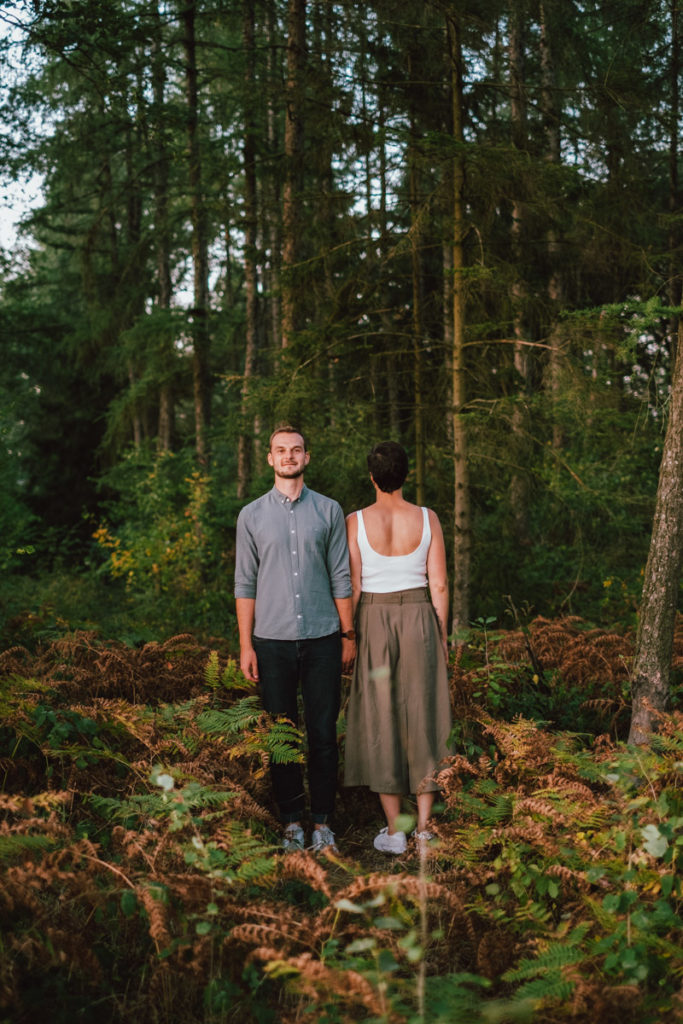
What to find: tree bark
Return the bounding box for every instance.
[540,0,565,451]
[265,0,282,362]
[281,0,306,349]
[447,11,471,635]
[237,0,259,500]
[669,0,681,363]
[508,1,531,543]
[408,117,425,505]
[182,0,211,466]
[628,321,683,744]
[152,1,174,452]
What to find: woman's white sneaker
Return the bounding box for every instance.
[373,827,407,854]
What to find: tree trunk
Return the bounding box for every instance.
[237,0,259,500]
[628,322,683,744]
[377,77,400,438]
[408,118,425,505]
[281,0,306,349]
[669,0,681,362]
[152,1,174,453]
[448,11,471,635]
[539,0,565,450]
[182,0,211,466]
[508,1,531,543]
[265,0,282,362]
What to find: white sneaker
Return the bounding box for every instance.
[412,829,435,853]
[373,827,407,854]
[282,823,305,852]
[310,824,338,854]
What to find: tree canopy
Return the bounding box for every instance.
[0,0,681,648]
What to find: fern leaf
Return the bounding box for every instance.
[196,696,263,735]
[0,834,58,863]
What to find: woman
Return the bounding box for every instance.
[344,441,452,854]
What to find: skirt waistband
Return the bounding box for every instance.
[359,587,430,605]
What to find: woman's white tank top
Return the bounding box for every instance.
[356,506,431,593]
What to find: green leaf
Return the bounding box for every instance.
[335,898,365,914]
[120,890,138,918]
[641,824,668,858]
[345,937,377,953]
[377,949,399,973]
[374,916,403,930]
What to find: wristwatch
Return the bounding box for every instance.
[341,630,356,640]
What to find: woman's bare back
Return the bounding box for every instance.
[360,501,425,557]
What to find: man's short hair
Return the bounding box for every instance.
[269,424,307,450]
[367,441,409,493]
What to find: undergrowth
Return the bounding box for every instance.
[0,617,682,1023]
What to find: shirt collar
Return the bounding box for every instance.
[271,483,307,505]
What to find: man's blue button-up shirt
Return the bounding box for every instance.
[234,485,352,641]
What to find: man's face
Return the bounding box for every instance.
[267,432,310,479]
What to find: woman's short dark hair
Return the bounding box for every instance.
[367,441,409,492]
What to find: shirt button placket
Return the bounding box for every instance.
[289,499,303,636]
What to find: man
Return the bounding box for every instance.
[234,426,356,853]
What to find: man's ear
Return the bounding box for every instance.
[267,451,274,467]
[304,451,311,466]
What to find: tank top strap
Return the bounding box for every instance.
[420,505,429,543]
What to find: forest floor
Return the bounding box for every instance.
[2,618,683,1023]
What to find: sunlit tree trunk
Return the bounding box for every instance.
[447,11,471,635]
[629,321,683,744]
[182,0,211,466]
[237,0,259,500]
[281,0,306,349]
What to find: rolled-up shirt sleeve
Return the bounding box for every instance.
[234,508,258,599]
[326,502,352,599]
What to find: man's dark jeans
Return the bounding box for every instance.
[253,632,341,825]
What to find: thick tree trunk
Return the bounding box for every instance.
[629,322,683,744]
[448,12,471,635]
[281,0,306,349]
[669,0,681,361]
[182,1,211,466]
[237,0,259,500]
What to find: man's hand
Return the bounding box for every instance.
[240,646,260,683]
[341,637,356,675]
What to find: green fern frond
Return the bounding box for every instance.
[177,783,236,810]
[512,976,575,1004]
[236,855,279,882]
[220,822,278,883]
[204,652,253,692]
[265,720,304,764]
[196,696,263,735]
[204,650,221,688]
[0,833,58,863]
[503,925,590,983]
[458,789,513,825]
